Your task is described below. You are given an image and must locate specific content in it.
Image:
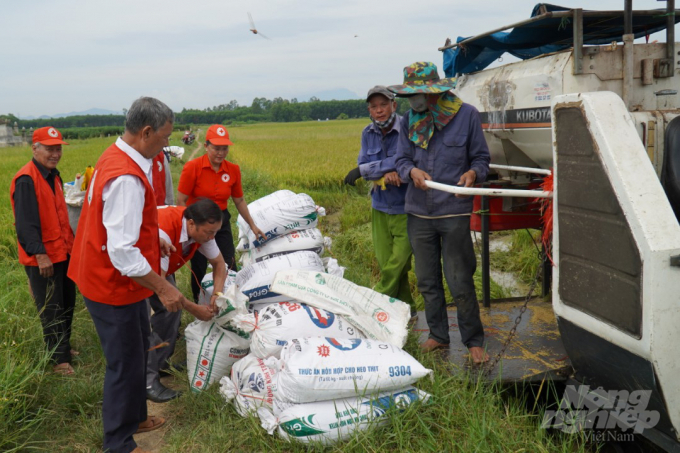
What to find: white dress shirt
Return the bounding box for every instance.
[159,216,220,273]
[100,138,154,278]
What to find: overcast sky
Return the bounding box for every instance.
[0,0,675,117]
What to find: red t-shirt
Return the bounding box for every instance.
[177,154,243,210]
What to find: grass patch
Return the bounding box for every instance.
[489,230,544,285]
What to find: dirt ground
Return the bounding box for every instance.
[186,129,203,160]
[135,375,182,452]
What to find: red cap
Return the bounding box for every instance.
[205,124,233,146]
[32,127,69,146]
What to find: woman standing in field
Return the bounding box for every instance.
[177,124,265,302]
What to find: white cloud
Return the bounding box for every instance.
[0,0,674,116]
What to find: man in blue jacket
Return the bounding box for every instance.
[344,86,415,318]
[391,62,490,363]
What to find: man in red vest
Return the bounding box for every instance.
[146,200,226,402]
[152,151,174,206]
[11,126,76,375]
[68,97,192,453]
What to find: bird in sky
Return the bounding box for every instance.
[248,12,271,40]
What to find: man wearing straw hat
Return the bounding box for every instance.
[391,62,490,363]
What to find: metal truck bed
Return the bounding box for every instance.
[414,299,571,383]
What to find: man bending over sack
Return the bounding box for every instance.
[343,86,416,320]
[146,199,227,403]
[391,62,490,363]
[69,97,193,453]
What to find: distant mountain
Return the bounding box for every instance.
[303,88,360,102]
[20,108,123,120]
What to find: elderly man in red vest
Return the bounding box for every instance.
[68,97,191,453]
[11,126,76,375]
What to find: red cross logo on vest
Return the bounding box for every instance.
[221,174,230,183]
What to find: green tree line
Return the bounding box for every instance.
[10,97,412,136]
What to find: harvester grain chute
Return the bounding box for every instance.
[419,1,680,449]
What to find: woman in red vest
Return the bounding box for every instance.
[177,124,265,303]
[10,126,76,375]
[146,199,226,403]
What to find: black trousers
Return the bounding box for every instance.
[86,297,149,453]
[190,208,236,302]
[25,258,76,365]
[146,275,181,387]
[407,215,485,348]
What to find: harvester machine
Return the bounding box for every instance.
[416,1,680,449]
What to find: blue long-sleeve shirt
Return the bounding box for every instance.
[357,115,408,215]
[395,103,490,217]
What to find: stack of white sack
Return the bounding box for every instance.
[220,337,431,443]
[235,251,344,314]
[270,270,410,347]
[236,192,325,252]
[250,301,365,358]
[197,270,237,306]
[239,228,332,267]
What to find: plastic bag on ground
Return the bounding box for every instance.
[273,337,431,404]
[250,301,365,359]
[270,270,410,347]
[237,193,325,251]
[240,228,330,267]
[219,353,279,417]
[186,320,250,392]
[258,387,431,444]
[236,252,325,305]
[198,270,237,306]
[237,190,296,242]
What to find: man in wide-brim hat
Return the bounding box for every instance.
[391,61,491,363]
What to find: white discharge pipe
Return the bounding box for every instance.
[424,180,553,198]
[489,164,551,175]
